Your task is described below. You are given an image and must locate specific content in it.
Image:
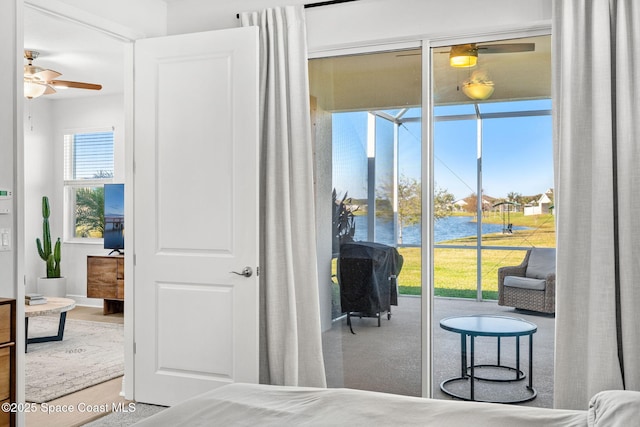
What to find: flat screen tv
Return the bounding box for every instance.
[104,183,124,254]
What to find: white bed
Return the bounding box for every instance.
[132,383,640,426]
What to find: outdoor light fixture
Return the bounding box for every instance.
[460,70,495,101]
[24,81,47,99]
[462,80,495,100]
[449,44,478,68]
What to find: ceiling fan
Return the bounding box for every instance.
[396,42,535,66]
[447,42,535,67]
[23,50,102,99]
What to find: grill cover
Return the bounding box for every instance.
[338,241,403,316]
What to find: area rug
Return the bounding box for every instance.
[83,403,166,426]
[26,316,124,403]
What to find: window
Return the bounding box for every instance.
[63,129,114,241]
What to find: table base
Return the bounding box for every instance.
[443,329,536,403]
[441,367,537,404]
[25,312,68,352]
[467,364,525,382]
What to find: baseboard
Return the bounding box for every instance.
[66,294,103,308]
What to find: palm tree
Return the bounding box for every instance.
[332,189,357,256]
[507,191,523,211]
[75,187,105,237]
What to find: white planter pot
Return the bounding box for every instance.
[37,277,67,298]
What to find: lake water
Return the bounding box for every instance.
[353,215,528,246]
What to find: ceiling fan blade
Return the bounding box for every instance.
[50,80,103,91]
[33,69,62,82]
[477,43,535,54]
[43,85,57,95]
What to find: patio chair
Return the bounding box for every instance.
[498,248,556,314]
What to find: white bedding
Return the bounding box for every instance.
[133,383,597,426]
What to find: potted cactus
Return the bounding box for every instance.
[36,196,66,297]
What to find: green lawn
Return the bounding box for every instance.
[332,212,555,300]
[397,212,555,298]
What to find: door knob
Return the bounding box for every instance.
[231,266,253,278]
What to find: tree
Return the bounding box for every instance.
[376,176,455,244]
[395,176,455,243]
[464,192,478,214]
[332,189,357,255]
[74,171,113,237]
[463,189,493,216]
[507,191,523,211]
[434,184,455,220]
[397,175,421,244]
[75,187,105,237]
[506,191,521,203]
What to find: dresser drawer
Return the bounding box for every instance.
[0,398,9,427]
[0,347,10,401]
[87,256,125,314]
[87,257,118,299]
[0,305,10,344]
[117,258,124,280]
[116,279,124,300]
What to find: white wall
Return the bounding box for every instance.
[167,0,552,51]
[28,0,168,38]
[24,93,125,306]
[23,98,55,294]
[166,0,307,35]
[304,0,551,51]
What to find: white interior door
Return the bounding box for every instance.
[133,27,259,406]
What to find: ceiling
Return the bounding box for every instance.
[23,5,126,100]
[309,35,551,111]
[23,5,550,108]
[432,36,551,106]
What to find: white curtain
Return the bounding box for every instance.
[240,6,327,388]
[553,0,640,409]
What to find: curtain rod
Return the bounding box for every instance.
[236,0,358,19]
[305,0,358,8]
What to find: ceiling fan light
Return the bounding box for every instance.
[462,81,495,100]
[449,44,478,68]
[24,81,47,99]
[24,65,37,78]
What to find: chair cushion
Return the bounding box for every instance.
[504,275,546,291]
[525,248,556,279]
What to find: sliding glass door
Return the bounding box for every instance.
[430,34,555,406]
[309,32,553,406]
[310,47,423,397]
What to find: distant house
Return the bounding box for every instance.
[453,199,467,211]
[524,189,554,215]
[454,195,495,214]
[482,197,495,209]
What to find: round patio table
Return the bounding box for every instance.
[439,314,537,403]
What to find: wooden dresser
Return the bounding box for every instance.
[0,298,15,427]
[87,255,124,314]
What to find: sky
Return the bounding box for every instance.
[332,99,553,202]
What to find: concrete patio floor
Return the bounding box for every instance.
[323,295,555,408]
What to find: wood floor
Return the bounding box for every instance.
[25,306,127,427]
